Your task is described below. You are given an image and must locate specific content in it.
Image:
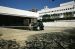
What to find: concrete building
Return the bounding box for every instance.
[38,1,75,27]
[38,1,75,20]
[0,6,39,27]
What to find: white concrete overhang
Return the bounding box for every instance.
[0,6,39,18]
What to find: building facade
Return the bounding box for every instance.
[0,6,39,29]
[38,1,75,22]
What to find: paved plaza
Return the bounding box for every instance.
[0,27,74,43]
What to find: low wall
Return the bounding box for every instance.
[43,20,75,27]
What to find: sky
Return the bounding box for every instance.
[0,0,73,10]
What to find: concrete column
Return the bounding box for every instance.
[23,19,29,26]
[60,13,64,18]
[74,14,75,17]
[31,18,37,23]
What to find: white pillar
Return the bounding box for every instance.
[74,14,75,17]
[60,13,64,18]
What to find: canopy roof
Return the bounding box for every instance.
[0,6,39,18]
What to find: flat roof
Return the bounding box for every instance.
[0,6,39,18]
